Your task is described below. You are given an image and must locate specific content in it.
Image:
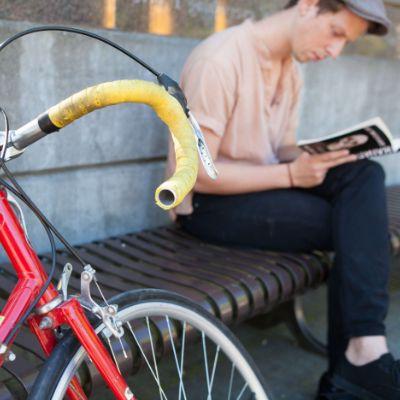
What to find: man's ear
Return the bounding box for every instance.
[297,0,320,17]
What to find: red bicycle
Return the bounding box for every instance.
[0,77,270,399]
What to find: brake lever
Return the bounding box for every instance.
[188,111,218,180]
[157,74,218,180]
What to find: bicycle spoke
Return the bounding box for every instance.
[178,321,187,400]
[209,345,220,395]
[146,316,164,400]
[236,382,249,400]
[126,321,169,400]
[106,336,121,374]
[228,364,235,400]
[118,336,128,359]
[165,316,187,400]
[68,379,88,400]
[202,332,213,400]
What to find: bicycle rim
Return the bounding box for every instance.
[34,290,270,400]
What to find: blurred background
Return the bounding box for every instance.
[0,0,399,58]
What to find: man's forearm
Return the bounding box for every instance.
[195,161,291,195]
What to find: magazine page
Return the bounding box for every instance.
[298,117,393,148]
[299,125,392,156]
[285,117,399,161]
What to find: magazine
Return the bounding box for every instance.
[298,117,400,159]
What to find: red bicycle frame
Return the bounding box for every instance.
[0,188,135,400]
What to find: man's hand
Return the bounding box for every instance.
[289,150,357,188]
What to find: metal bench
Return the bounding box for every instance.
[1,186,399,399]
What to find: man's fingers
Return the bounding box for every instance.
[313,150,351,162]
[323,154,358,169]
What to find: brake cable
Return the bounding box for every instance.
[0,25,189,114]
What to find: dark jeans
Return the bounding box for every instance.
[178,160,390,371]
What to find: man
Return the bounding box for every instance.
[168,1,396,399]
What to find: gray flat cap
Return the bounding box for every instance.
[343,0,391,35]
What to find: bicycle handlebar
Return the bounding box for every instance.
[11,80,200,210]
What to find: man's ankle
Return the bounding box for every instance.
[345,336,389,366]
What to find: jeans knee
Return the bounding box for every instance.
[329,159,386,190]
[362,160,385,181]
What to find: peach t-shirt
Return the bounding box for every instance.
[167,19,302,217]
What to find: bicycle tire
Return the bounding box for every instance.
[29,289,271,399]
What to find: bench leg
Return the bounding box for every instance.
[284,297,327,357]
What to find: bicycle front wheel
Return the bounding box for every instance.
[29,289,270,399]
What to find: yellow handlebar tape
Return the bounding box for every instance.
[45,80,198,210]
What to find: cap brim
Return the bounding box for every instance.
[368,21,389,36]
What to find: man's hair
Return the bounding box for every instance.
[285,0,345,12]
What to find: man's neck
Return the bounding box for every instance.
[253,8,295,62]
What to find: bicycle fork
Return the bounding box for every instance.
[30,297,135,400]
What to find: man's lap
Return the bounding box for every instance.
[178,159,385,253]
[178,188,333,253]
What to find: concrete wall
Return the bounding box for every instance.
[0,19,195,255]
[0,19,399,255]
[298,56,400,186]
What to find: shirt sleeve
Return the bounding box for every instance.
[180,59,237,137]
